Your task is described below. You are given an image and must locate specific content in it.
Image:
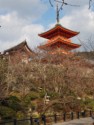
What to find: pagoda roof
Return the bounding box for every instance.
[39,37,81,50]
[47,36,72,43]
[4,40,34,55]
[39,24,80,39]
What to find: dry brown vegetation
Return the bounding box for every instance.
[0,51,94,119]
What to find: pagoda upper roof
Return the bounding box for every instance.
[39,24,80,39]
[39,37,81,50]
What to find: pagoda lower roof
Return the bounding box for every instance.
[39,37,81,50]
[38,24,80,39]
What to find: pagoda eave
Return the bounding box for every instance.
[38,42,81,50]
[39,24,80,39]
[38,46,80,50]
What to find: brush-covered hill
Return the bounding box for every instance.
[0,51,94,120]
[77,51,94,61]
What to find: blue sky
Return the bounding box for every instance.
[0,0,94,52]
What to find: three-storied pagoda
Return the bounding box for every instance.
[38,5,81,54]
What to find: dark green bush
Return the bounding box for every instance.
[16,111,25,119]
[39,90,46,98]
[7,96,21,111]
[31,102,37,111]
[84,98,94,110]
[0,106,16,119]
[24,92,39,102]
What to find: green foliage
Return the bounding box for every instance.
[16,111,25,119]
[24,92,39,102]
[0,57,8,83]
[39,90,58,99]
[39,90,46,98]
[48,92,59,99]
[0,106,16,119]
[31,102,37,111]
[79,98,94,110]
[32,111,40,118]
[7,96,21,111]
[84,98,94,110]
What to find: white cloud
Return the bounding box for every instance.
[0,0,94,52]
[0,12,45,51]
[60,5,94,40]
[0,0,48,52]
[59,2,94,51]
[0,0,48,21]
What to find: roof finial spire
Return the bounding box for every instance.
[56,3,59,24]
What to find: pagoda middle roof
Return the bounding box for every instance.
[39,37,81,50]
[39,24,80,39]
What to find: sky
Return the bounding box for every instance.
[0,0,94,52]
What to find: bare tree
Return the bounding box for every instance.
[1,49,94,112]
[48,0,93,10]
[77,37,94,61]
[0,57,8,99]
[89,0,94,8]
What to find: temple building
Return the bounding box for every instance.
[38,5,81,55]
[3,40,35,64]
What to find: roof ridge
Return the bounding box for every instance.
[4,40,28,53]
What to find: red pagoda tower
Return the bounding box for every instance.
[38,5,81,54]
